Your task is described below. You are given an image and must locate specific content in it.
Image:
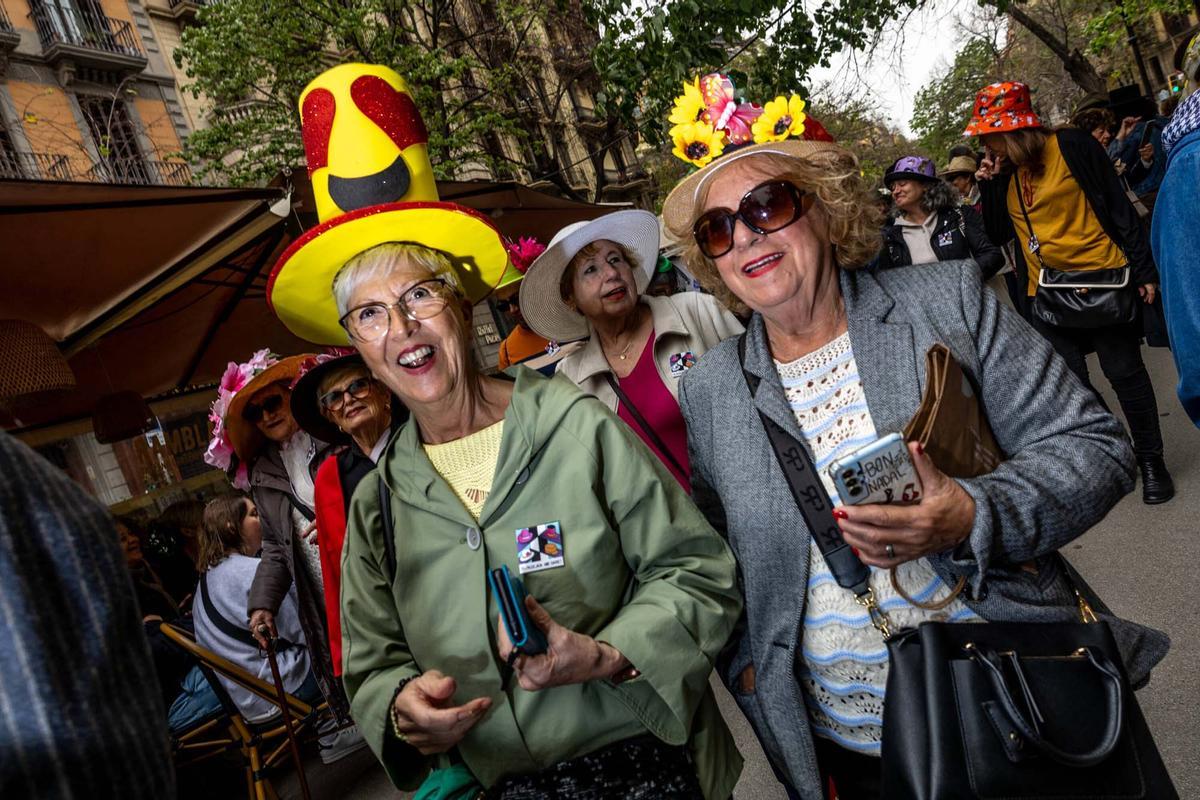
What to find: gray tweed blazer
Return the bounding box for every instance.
[677,260,1170,798]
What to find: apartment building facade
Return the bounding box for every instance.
[0,0,197,183]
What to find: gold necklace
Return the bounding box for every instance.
[604,309,646,362]
[610,339,634,361]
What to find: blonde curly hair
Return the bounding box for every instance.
[671,149,883,316]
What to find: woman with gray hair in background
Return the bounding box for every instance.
[877,155,1003,277]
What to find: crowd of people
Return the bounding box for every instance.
[9,54,1195,800]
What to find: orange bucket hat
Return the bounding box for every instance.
[963,81,1043,137]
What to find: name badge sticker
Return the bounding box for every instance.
[515,521,564,574]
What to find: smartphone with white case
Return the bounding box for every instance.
[828,433,923,506]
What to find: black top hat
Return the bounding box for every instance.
[289,353,406,448]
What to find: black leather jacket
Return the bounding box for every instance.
[878,204,1005,279]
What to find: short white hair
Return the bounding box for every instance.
[332,242,464,321]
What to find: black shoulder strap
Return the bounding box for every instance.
[285,491,316,523]
[199,573,294,651]
[378,474,397,582]
[603,373,688,479]
[736,334,872,598]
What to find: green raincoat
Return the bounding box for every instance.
[340,367,743,798]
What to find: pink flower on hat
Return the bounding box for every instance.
[504,236,546,274]
[204,349,282,483]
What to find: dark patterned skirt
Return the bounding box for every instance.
[485,735,703,799]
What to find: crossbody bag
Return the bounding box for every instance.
[1014,173,1138,329]
[198,572,298,653]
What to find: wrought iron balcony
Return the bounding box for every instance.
[0,150,74,181]
[30,3,147,76]
[86,157,192,186]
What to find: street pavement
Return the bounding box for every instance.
[278,344,1198,800]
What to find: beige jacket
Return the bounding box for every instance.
[556,292,744,410]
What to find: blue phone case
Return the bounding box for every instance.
[488,565,548,656]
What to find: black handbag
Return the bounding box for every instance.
[1033,264,1138,329]
[883,618,1177,799]
[735,334,1178,799]
[1015,174,1138,329]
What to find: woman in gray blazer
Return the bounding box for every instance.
[662,131,1169,798]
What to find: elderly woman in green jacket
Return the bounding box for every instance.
[328,241,742,798]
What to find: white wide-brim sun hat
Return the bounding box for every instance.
[519,209,660,343]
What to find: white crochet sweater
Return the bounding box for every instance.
[774,331,980,755]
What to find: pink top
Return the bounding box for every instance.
[616,328,691,490]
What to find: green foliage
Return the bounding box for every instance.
[176,0,545,186]
[809,90,919,182]
[582,0,923,146]
[1084,0,1194,56]
[910,38,996,160]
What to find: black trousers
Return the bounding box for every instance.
[485,735,702,799]
[1033,318,1163,458]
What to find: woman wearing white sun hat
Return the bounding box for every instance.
[520,209,743,488]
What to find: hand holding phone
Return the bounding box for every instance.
[491,567,632,691]
[489,565,548,658]
[831,441,976,568]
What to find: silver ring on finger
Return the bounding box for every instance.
[886,543,895,559]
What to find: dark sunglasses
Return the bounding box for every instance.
[319,377,374,413]
[243,393,285,423]
[693,181,811,259]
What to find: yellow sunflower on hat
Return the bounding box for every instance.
[669,76,705,127]
[752,94,807,143]
[671,120,726,168]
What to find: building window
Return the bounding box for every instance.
[77,94,148,183]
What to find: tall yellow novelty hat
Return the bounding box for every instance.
[268,64,509,344]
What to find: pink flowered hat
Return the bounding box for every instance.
[963,81,1043,137]
[204,349,313,488]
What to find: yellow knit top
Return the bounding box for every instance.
[422,420,505,521]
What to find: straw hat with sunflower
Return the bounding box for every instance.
[661,72,841,237]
